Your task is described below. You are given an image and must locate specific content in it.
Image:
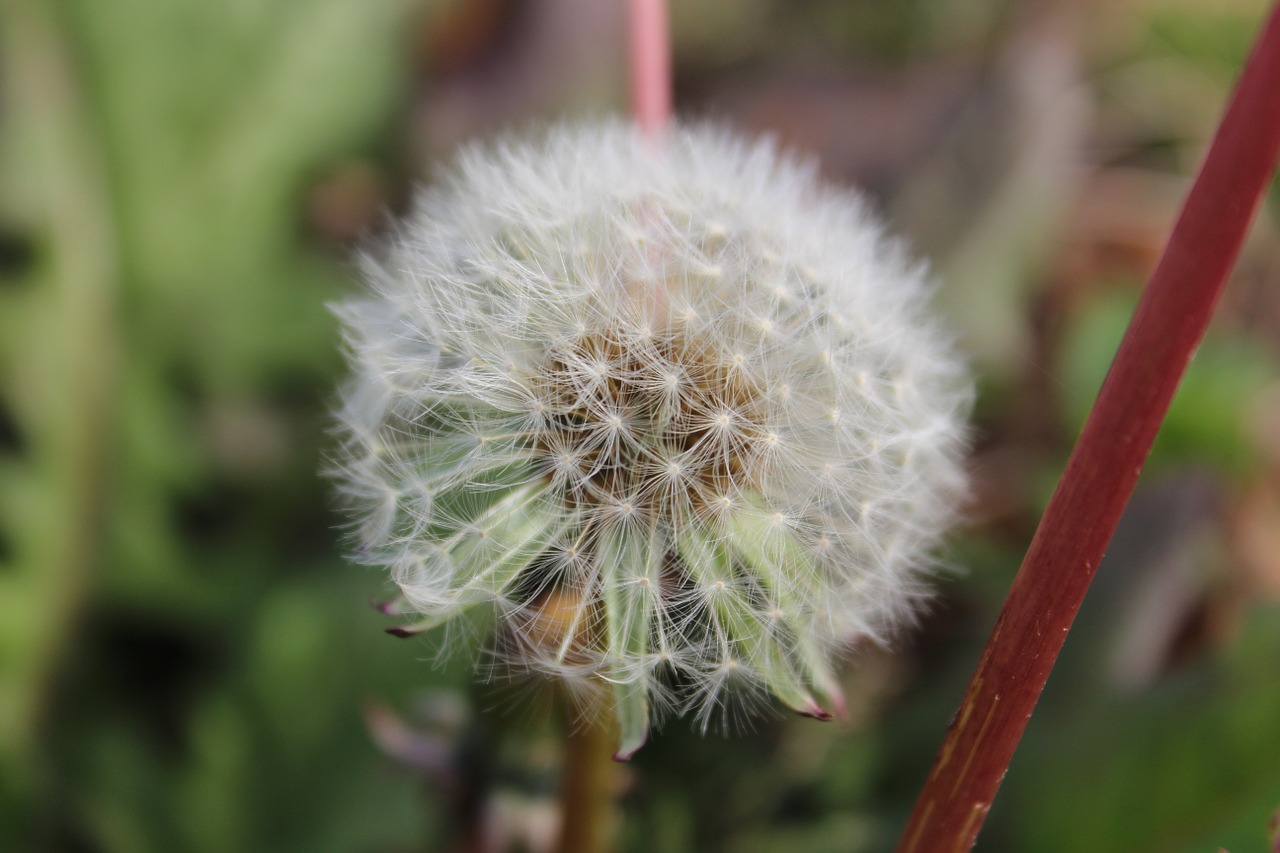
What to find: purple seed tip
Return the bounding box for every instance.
[797,698,833,721]
[385,626,416,638]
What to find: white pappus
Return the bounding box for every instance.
[330,120,972,758]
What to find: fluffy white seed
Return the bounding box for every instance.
[331,120,971,757]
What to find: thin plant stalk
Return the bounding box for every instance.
[898,5,1280,852]
[628,0,671,137]
[556,713,619,853]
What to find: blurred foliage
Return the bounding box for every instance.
[1005,606,1280,853]
[1,0,1279,851]
[1061,289,1278,476]
[1,0,451,848]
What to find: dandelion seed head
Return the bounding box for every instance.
[330,120,971,755]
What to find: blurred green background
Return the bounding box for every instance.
[2,0,1279,850]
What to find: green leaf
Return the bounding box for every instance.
[726,498,844,716]
[675,527,827,720]
[598,524,662,759]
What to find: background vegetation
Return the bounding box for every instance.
[2,0,1278,850]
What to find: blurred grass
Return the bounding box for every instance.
[1,0,450,848]
[1,0,1278,851]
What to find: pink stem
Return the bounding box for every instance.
[629,0,672,136]
[897,4,1280,852]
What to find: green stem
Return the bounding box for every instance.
[556,709,619,853]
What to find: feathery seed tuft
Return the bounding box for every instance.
[331,121,971,758]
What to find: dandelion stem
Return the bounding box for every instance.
[628,0,671,137]
[897,5,1280,851]
[556,710,618,853]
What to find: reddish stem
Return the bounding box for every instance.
[628,0,671,136]
[897,5,1280,852]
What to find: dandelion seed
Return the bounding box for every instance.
[330,120,971,758]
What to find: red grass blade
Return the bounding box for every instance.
[897,4,1280,851]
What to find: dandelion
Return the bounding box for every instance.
[331,120,971,759]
